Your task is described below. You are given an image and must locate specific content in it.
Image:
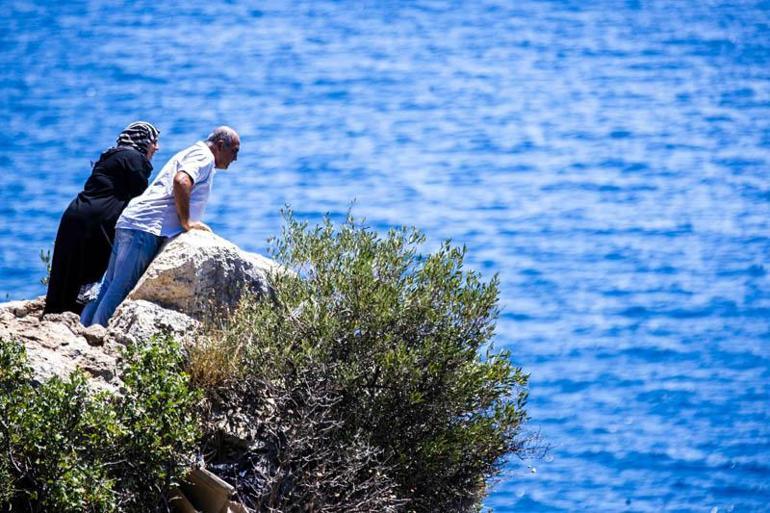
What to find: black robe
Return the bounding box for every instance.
[44,147,153,314]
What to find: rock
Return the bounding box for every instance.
[106,230,280,344]
[42,311,82,331]
[0,298,122,391]
[2,296,45,318]
[109,299,200,346]
[125,230,278,323]
[80,324,108,346]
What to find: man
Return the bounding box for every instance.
[81,126,241,327]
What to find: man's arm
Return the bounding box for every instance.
[173,171,211,232]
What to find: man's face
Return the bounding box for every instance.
[216,136,240,169]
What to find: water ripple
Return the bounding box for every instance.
[1,0,769,511]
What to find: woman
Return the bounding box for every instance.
[43,121,160,315]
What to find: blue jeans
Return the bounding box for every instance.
[80,228,165,327]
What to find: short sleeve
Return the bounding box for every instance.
[176,145,212,184]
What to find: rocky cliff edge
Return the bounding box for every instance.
[0,230,279,391]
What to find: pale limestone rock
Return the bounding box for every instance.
[0,298,121,391]
[81,324,108,346]
[125,230,277,323]
[2,296,45,318]
[109,299,199,346]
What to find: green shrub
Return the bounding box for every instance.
[204,358,405,513]
[196,210,531,513]
[0,338,31,508]
[0,337,200,513]
[115,337,202,512]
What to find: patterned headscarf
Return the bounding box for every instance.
[116,121,160,156]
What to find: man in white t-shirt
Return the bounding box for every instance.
[81,126,241,327]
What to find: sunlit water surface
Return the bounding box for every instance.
[1,1,769,511]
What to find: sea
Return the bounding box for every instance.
[1,1,768,511]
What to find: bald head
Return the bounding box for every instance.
[207,126,238,146]
[206,126,240,169]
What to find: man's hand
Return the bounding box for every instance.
[185,221,211,232]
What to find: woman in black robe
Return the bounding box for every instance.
[43,122,160,315]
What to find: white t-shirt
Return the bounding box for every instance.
[117,141,216,237]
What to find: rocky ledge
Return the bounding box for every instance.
[0,230,279,391]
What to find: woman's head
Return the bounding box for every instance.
[116,121,160,160]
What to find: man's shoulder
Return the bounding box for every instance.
[177,141,214,167]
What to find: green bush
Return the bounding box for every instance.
[0,337,200,513]
[116,337,202,512]
[196,210,531,513]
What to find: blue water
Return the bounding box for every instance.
[1,1,769,511]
